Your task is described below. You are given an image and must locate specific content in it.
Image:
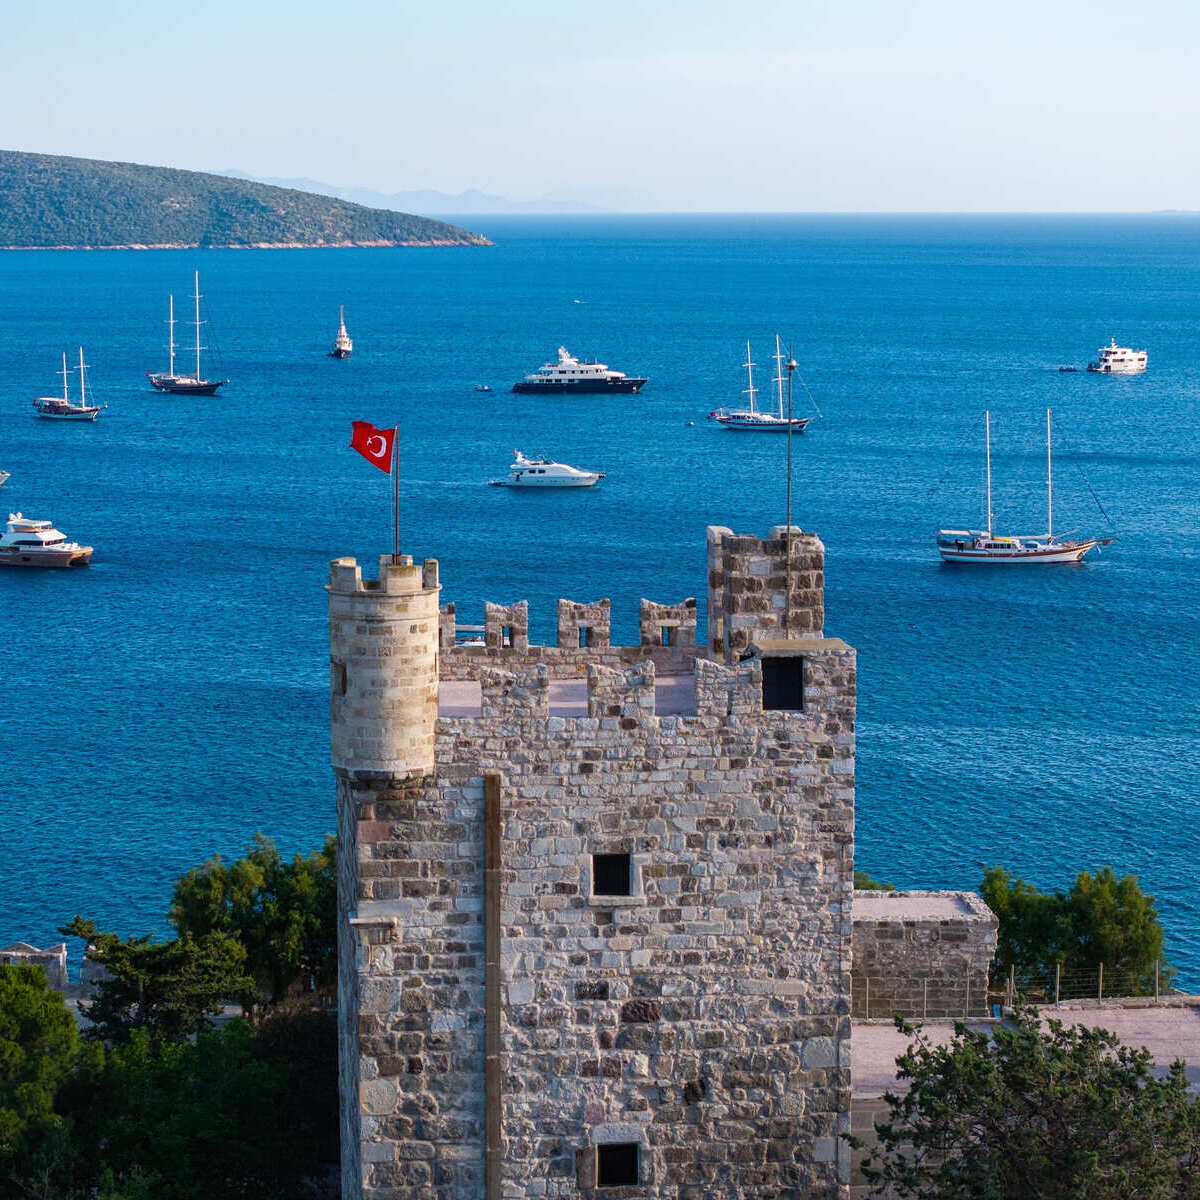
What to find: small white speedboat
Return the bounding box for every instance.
[489,450,604,488]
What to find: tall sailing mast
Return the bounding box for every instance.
[168,294,176,379]
[58,351,69,402]
[984,410,994,536]
[192,271,203,381]
[772,335,786,419]
[1046,407,1054,541]
[742,341,758,414]
[78,347,87,406]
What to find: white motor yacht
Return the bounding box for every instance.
[0,471,9,488]
[513,347,647,394]
[0,513,93,568]
[1087,339,1147,374]
[489,451,604,488]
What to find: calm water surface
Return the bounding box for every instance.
[1,215,1197,981]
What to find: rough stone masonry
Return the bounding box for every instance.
[329,525,856,1199]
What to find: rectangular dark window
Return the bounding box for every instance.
[502,625,512,647]
[579,626,590,648]
[597,1142,639,1187]
[660,626,674,647]
[592,853,632,897]
[761,656,805,711]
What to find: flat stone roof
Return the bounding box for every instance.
[438,676,697,719]
[853,890,987,922]
[853,1000,1200,1097]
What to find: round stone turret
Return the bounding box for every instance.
[328,553,441,778]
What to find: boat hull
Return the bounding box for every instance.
[148,375,225,395]
[329,349,352,359]
[489,476,601,488]
[938,540,1101,564]
[0,546,92,568]
[35,409,100,421]
[715,418,808,432]
[512,378,647,394]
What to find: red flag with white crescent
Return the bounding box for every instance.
[350,421,395,473]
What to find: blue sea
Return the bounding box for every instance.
[1,215,1197,983]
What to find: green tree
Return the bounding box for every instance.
[980,865,1170,995]
[0,963,81,1196]
[69,1023,329,1200]
[169,834,337,1006]
[854,870,895,891]
[59,919,253,1043]
[861,1008,1200,1199]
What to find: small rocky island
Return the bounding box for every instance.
[0,150,492,248]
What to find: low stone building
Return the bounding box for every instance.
[850,891,998,1020]
[1,940,69,990]
[331,525,856,1198]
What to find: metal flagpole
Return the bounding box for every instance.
[392,431,400,563]
[784,343,796,635]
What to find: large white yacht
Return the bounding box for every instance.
[0,513,93,568]
[1087,339,1147,374]
[488,451,604,488]
[513,347,647,394]
[329,306,353,359]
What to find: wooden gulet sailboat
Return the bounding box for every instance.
[936,409,1116,564]
[710,336,810,431]
[148,272,227,395]
[34,349,104,420]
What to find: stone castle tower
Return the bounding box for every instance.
[330,526,856,1199]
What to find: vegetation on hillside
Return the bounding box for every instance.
[0,150,491,247]
[859,1009,1200,1199]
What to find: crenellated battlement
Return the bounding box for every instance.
[328,553,440,596]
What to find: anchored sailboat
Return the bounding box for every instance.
[936,409,1116,564]
[329,306,353,359]
[34,349,104,421]
[148,272,227,395]
[710,336,809,431]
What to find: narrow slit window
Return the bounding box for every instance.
[502,625,512,647]
[592,853,632,897]
[761,656,805,711]
[579,626,590,648]
[597,1142,639,1187]
[660,626,674,647]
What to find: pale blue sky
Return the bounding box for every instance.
[3,0,1198,210]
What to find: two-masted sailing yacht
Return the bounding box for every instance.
[34,349,104,421]
[147,272,227,395]
[710,337,809,431]
[329,306,353,359]
[936,410,1115,564]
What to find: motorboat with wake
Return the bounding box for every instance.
[34,350,104,421]
[489,451,604,488]
[936,409,1116,564]
[710,337,809,431]
[0,513,93,568]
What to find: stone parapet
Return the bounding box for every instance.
[708,524,825,661]
[638,597,697,647]
[557,597,611,648]
[484,600,529,651]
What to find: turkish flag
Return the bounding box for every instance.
[350,421,395,473]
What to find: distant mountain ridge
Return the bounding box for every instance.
[0,150,492,248]
[219,169,607,215]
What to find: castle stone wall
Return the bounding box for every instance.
[335,527,857,1199]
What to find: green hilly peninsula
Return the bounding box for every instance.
[0,150,491,248]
